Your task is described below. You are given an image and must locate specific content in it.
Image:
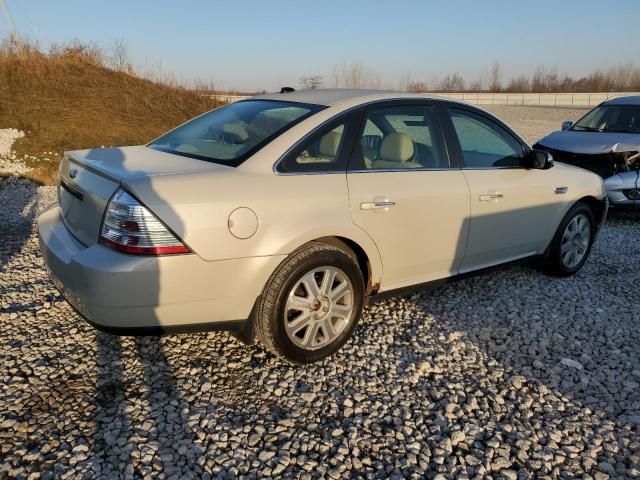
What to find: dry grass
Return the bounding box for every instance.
[0,41,222,184]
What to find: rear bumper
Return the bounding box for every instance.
[38,204,285,334]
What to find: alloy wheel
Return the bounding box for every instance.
[284,266,354,351]
[560,213,591,269]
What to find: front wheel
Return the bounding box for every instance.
[254,241,365,363]
[543,202,595,276]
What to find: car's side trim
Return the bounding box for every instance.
[348,167,458,174]
[275,165,531,175]
[365,254,539,305]
[461,166,528,170]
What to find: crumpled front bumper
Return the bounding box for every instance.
[604,171,640,207]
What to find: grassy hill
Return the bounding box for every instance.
[0,42,222,184]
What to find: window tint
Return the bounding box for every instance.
[351,105,448,171]
[277,119,350,173]
[149,100,321,167]
[449,108,524,168]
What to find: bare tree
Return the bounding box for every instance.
[299,75,323,89]
[489,61,501,92]
[109,38,131,72]
[0,0,18,45]
[505,74,530,93]
[468,78,483,92]
[342,61,365,88]
[331,61,381,89]
[399,72,413,92]
[439,73,465,92]
[407,81,429,93]
[338,61,640,94]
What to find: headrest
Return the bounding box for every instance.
[249,112,289,137]
[223,122,249,143]
[379,132,414,163]
[319,131,342,157]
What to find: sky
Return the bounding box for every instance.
[3,0,640,92]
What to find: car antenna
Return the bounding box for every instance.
[280,87,295,94]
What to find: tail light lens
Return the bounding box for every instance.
[99,188,190,255]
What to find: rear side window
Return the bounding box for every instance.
[449,108,524,168]
[350,105,448,171]
[149,100,322,167]
[277,113,360,174]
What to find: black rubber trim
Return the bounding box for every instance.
[366,254,539,305]
[60,179,83,201]
[84,316,248,337]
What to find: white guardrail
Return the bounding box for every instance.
[212,92,639,108]
[435,92,640,107]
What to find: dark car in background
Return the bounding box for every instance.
[534,96,640,207]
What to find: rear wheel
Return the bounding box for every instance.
[543,202,595,276]
[254,241,364,363]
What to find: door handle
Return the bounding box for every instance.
[360,200,396,210]
[479,192,503,201]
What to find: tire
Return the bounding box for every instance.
[254,241,365,364]
[543,202,595,277]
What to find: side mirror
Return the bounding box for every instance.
[526,150,554,170]
[561,120,573,131]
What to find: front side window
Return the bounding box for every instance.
[449,108,524,168]
[149,100,322,166]
[572,105,640,133]
[350,105,448,171]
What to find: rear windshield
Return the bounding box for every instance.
[572,105,640,134]
[148,100,323,166]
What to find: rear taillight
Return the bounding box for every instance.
[99,188,190,255]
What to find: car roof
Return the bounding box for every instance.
[603,95,640,106]
[252,88,443,106]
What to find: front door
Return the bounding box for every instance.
[444,106,558,272]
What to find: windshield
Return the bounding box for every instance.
[572,105,640,133]
[149,100,323,166]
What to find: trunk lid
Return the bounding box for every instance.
[59,146,232,246]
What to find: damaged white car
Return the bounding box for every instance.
[534,95,640,207]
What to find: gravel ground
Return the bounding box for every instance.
[482,105,588,145]
[1,108,640,479]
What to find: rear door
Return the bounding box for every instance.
[443,106,559,272]
[346,102,471,291]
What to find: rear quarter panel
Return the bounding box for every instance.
[124,169,383,285]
